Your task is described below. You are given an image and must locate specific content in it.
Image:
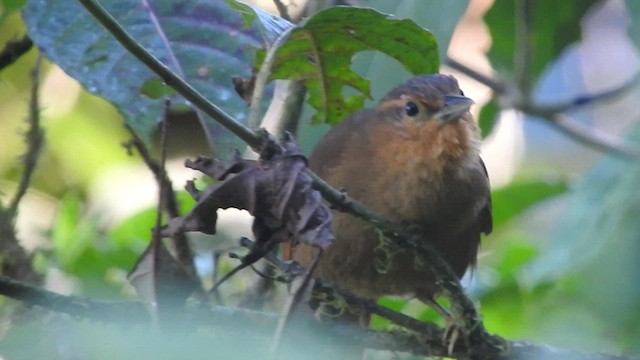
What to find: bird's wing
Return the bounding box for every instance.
[478,158,493,235]
[283,109,373,261]
[308,109,374,177]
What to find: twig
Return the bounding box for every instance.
[531,111,640,158]
[446,57,507,95]
[525,72,640,114]
[9,55,44,216]
[269,248,322,357]
[124,132,198,282]
[247,27,295,129]
[446,56,640,158]
[239,238,441,341]
[0,36,33,72]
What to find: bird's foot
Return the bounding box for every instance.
[423,297,465,355]
[442,315,464,356]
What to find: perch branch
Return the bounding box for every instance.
[0,275,634,360]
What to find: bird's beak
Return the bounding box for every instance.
[434,95,475,123]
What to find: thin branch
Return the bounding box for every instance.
[9,55,44,216]
[530,111,640,158]
[123,132,199,282]
[269,248,322,358]
[526,72,640,114]
[446,56,640,158]
[446,57,507,95]
[0,57,43,285]
[0,36,33,72]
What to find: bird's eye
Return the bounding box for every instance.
[404,101,419,117]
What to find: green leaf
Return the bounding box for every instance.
[478,98,499,138]
[352,0,467,102]
[269,6,439,124]
[22,0,264,153]
[491,180,567,228]
[485,0,598,79]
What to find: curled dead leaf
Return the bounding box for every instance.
[163,135,334,268]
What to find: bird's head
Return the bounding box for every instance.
[372,74,481,170]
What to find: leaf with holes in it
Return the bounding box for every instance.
[265,6,439,124]
[485,0,598,78]
[21,0,274,154]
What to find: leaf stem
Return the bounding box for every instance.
[248,26,295,129]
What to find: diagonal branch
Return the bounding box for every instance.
[123,132,198,283]
[446,56,640,158]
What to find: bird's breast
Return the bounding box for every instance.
[369,119,482,223]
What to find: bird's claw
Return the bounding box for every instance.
[442,316,463,356]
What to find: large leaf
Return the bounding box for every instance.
[355,0,467,102]
[296,1,466,153]
[268,6,439,124]
[21,0,276,153]
[485,0,598,79]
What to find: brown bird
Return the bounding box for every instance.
[293,74,492,313]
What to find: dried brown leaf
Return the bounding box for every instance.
[164,135,334,267]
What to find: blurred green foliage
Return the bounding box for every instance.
[1,0,639,358]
